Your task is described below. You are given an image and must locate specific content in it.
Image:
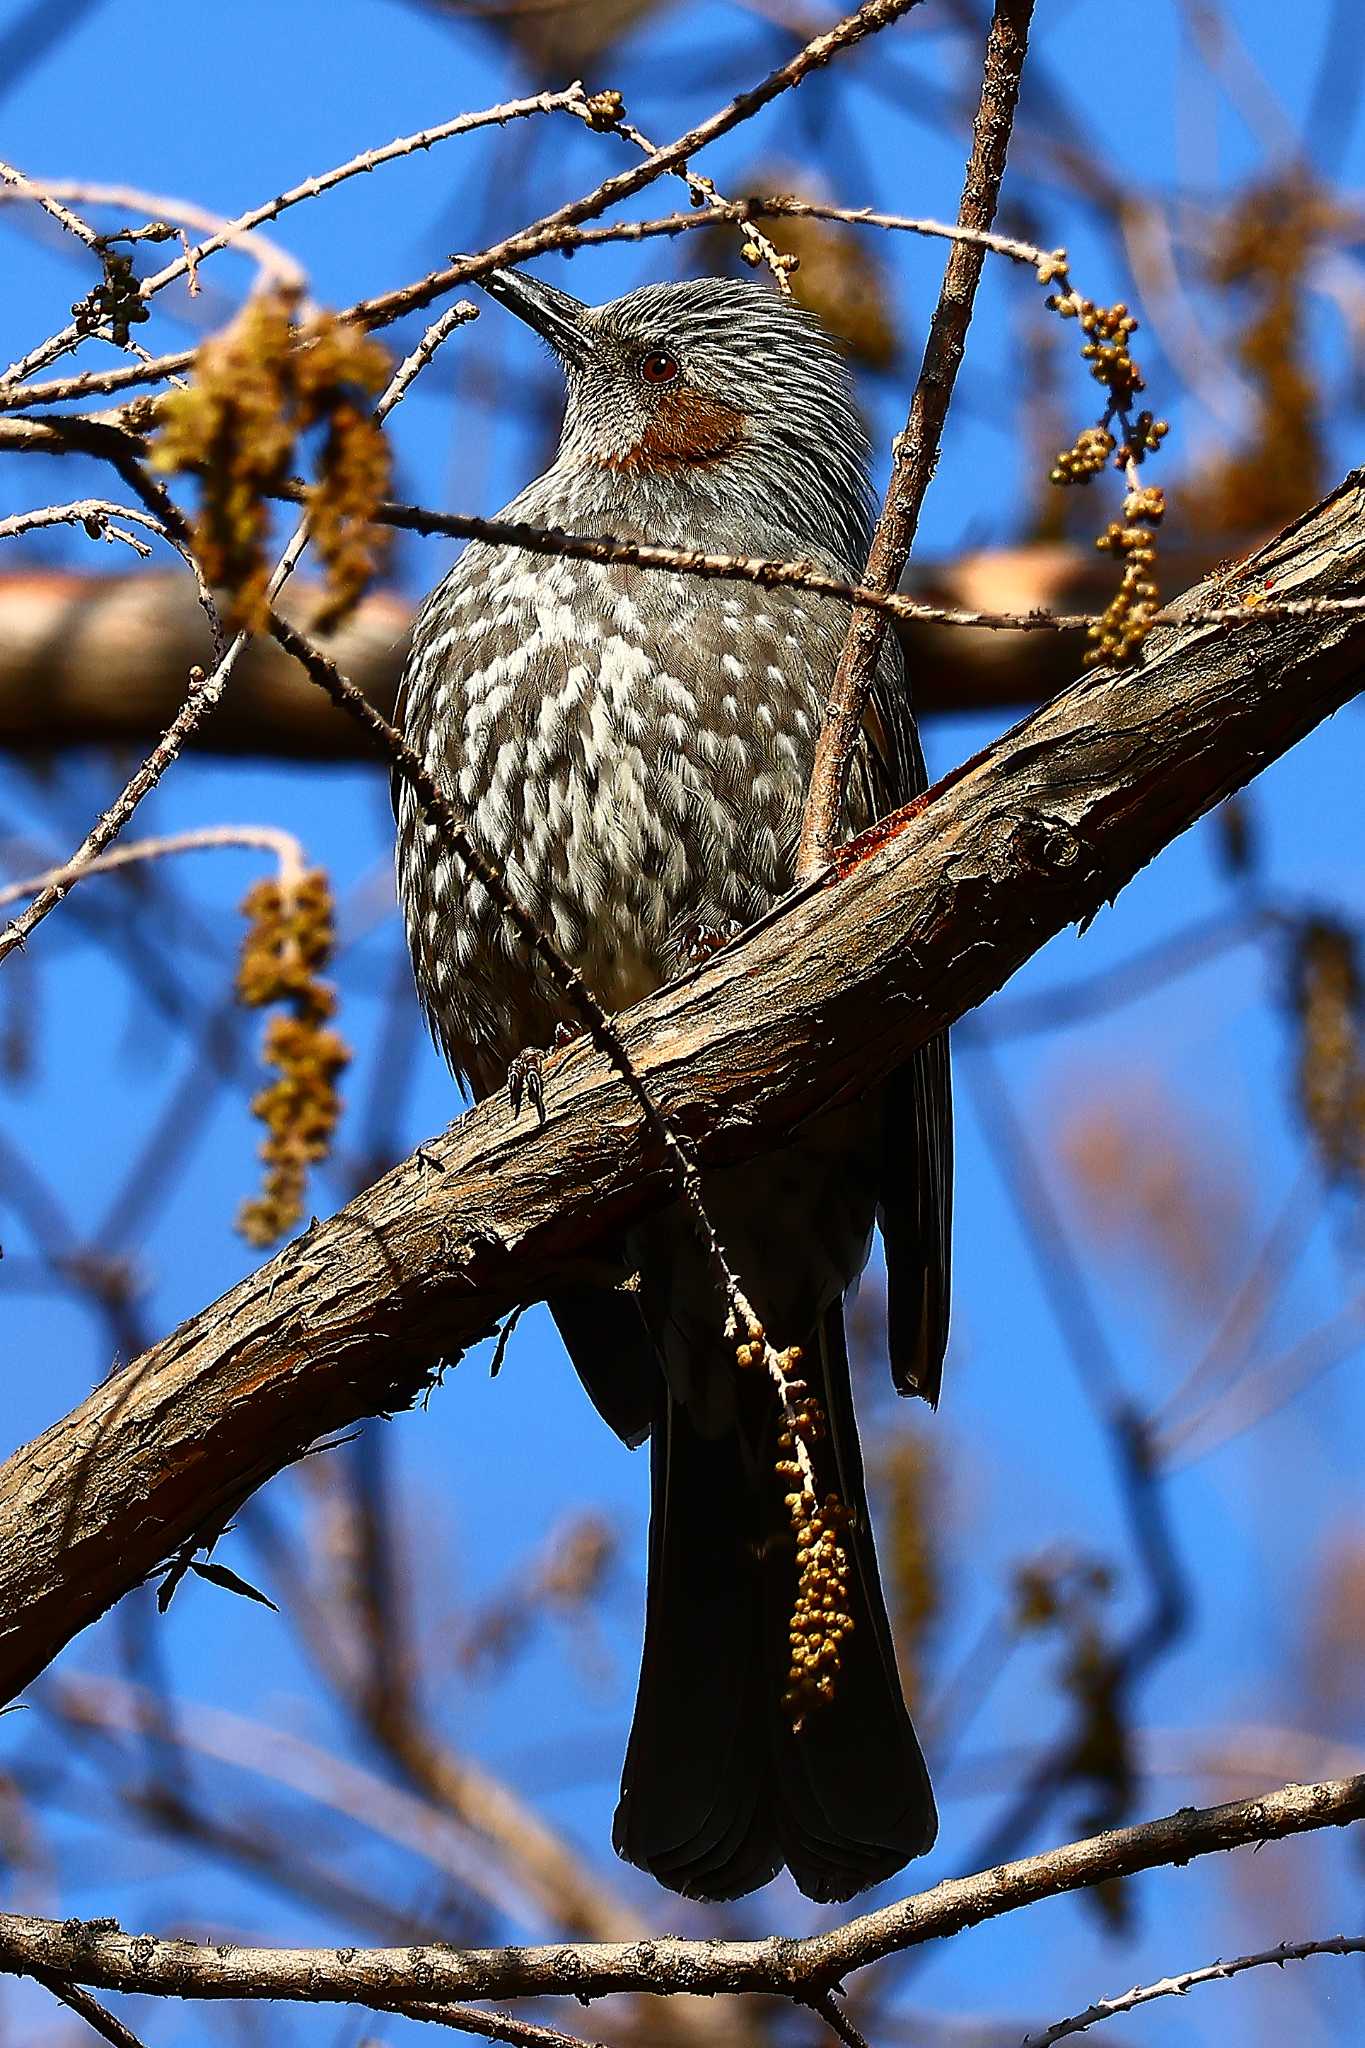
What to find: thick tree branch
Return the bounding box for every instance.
[0,469,1362,1703]
[0,1777,1358,2012]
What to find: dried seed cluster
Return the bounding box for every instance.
[1040,262,1170,666]
[72,245,150,348]
[236,869,350,1245]
[1091,485,1166,664]
[735,1333,855,1728]
[1050,423,1114,486]
[150,288,392,633]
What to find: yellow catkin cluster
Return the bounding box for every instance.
[880,1433,941,1711]
[1040,264,1170,666]
[1050,423,1115,485]
[735,1336,857,1730]
[1190,173,1335,534]
[1088,483,1167,665]
[150,289,391,633]
[1290,918,1365,1187]
[1070,297,1144,407]
[236,869,350,1245]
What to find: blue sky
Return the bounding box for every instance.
[2,2,1364,2043]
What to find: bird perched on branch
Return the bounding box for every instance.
[395,267,952,1902]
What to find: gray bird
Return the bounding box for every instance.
[395,268,952,1903]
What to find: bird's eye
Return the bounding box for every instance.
[639,349,680,385]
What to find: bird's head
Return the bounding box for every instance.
[481,268,873,564]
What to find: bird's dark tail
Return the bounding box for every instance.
[612,1306,937,1902]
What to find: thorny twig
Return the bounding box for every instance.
[0,175,303,291]
[0,156,102,250]
[1019,1932,1365,2045]
[2,1,928,389]
[0,186,1068,415]
[267,614,814,1487]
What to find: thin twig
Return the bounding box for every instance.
[0,826,308,912]
[797,0,1034,876]
[1153,1152,1318,1433]
[267,613,778,1382]
[1160,1288,1365,1468]
[0,570,287,966]
[15,408,1365,656]
[331,0,932,337]
[585,100,796,293]
[0,157,102,249]
[0,497,158,557]
[0,90,584,387]
[32,1972,148,2048]
[809,1988,874,2048]
[5,0,929,387]
[395,2001,606,2045]
[0,185,1055,414]
[0,177,302,290]
[1019,1932,1365,2046]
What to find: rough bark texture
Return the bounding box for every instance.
[0,471,1362,1706]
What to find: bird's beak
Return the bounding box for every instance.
[479,268,594,367]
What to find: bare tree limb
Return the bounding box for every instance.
[0,1777,1358,2012]
[0,464,1361,1704]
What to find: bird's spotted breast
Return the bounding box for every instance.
[395,538,853,1093]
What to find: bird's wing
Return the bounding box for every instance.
[868,633,954,1406]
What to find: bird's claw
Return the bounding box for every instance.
[507,1047,546,1124]
[679,916,744,968]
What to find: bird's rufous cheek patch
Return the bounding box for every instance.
[606,386,745,472]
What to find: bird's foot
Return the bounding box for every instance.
[507,1024,580,1124]
[507,1047,546,1124]
[678,916,744,968]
